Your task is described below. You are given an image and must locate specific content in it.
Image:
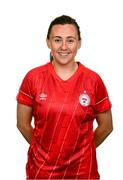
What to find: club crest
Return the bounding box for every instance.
[79,92,90,107]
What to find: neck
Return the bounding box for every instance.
[52,60,78,80]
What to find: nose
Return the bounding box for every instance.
[61,41,67,50]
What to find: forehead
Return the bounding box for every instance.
[50,24,78,38]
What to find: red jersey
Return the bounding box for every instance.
[17,62,111,179]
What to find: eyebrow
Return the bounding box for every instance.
[52,36,77,39]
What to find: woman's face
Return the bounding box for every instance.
[47,24,81,65]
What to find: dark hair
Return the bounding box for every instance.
[47,15,81,61]
[47,15,81,40]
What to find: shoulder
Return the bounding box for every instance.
[25,62,50,79]
[28,62,49,75]
[78,62,106,91]
[79,62,101,81]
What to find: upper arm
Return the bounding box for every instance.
[96,109,113,131]
[17,103,33,127]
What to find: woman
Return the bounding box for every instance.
[16,15,113,179]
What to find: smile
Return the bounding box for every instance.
[58,52,70,57]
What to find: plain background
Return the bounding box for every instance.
[0,0,123,179]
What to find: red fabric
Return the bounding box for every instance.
[17,62,111,179]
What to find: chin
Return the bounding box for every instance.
[54,57,73,65]
[57,60,72,65]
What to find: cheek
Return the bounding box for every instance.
[50,44,60,51]
[71,46,78,54]
[69,44,79,51]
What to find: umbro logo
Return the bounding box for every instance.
[39,93,47,100]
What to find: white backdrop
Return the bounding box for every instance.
[0,0,123,179]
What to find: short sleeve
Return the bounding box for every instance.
[16,72,34,106]
[94,75,112,113]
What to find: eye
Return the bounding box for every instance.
[67,39,75,43]
[54,38,62,43]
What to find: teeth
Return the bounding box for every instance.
[59,52,69,56]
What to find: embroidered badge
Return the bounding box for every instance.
[79,92,90,107]
[39,93,47,100]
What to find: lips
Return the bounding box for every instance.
[58,52,70,57]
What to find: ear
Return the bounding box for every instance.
[78,39,82,49]
[46,38,51,49]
